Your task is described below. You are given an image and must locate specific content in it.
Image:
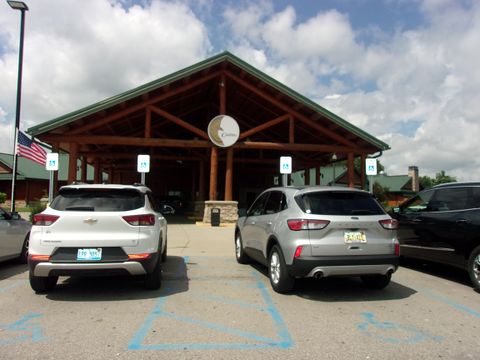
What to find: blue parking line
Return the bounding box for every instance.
[420,288,480,319]
[0,281,22,293]
[128,258,294,351]
[0,313,44,346]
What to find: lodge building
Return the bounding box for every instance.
[26,52,389,222]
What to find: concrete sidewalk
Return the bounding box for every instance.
[167,222,236,258]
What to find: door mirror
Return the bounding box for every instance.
[10,212,21,220]
[238,208,247,218]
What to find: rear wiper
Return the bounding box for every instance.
[65,206,95,211]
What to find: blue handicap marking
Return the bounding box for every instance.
[0,313,44,346]
[128,259,294,351]
[357,312,443,344]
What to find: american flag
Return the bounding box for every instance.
[17,130,47,166]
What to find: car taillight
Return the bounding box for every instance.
[122,214,155,226]
[33,214,59,226]
[379,219,398,230]
[29,254,51,261]
[287,219,330,231]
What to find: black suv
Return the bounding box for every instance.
[391,182,480,291]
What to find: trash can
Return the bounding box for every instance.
[211,208,220,227]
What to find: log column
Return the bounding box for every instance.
[224,148,233,200]
[81,156,87,182]
[209,147,218,200]
[348,152,355,188]
[94,158,101,183]
[68,143,78,184]
[360,154,366,190]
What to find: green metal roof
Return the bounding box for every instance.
[0,153,95,181]
[28,51,389,151]
[371,175,413,193]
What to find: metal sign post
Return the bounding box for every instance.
[137,154,150,184]
[46,153,59,203]
[280,156,292,186]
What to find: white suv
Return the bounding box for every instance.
[28,184,167,293]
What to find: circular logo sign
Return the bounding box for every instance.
[207,115,240,147]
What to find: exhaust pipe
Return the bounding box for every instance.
[313,271,323,279]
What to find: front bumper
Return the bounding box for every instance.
[287,255,399,278]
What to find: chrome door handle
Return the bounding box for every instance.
[267,222,273,226]
[250,221,256,225]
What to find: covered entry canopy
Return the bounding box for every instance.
[28,51,389,208]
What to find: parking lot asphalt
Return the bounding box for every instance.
[0,218,479,359]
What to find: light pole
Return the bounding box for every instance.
[331,153,337,186]
[8,1,29,213]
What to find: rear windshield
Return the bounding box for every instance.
[296,191,385,216]
[51,189,145,212]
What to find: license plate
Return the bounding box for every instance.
[344,231,367,243]
[77,248,102,261]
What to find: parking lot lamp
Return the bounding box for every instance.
[7,1,29,213]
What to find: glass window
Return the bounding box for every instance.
[247,192,269,217]
[431,188,469,211]
[298,191,385,216]
[51,188,145,212]
[401,190,434,213]
[469,187,480,209]
[264,191,284,215]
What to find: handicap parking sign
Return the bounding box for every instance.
[45,153,59,171]
[365,158,377,176]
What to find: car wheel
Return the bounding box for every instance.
[19,234,29,264]
[29,272,58,293]
[235,232,249,264]
[468,245,480,291]
[361,273,392,289]
[268,245,295,293]
[144,256,162,290]
[161,237,168,263]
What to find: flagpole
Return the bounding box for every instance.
[9,3,28,214]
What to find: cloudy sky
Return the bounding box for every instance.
[1,0,479,180]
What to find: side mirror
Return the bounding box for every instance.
[238,208,247,218]
[10,212,21,220]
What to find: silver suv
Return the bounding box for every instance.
[28,184,167,293]
[235,186,399,293]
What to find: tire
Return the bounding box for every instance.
[468,245,480,291]
[235,232,249,264]
[268,245,295,293]
[361,273,392,289]
[161,237,167,263]
[144,256,162,290]
[19,234,29,264]
[29,272,58,293]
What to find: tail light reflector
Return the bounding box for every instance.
[29,255,51,261]
[123,214,155,226]
[379,219,398,230]
[287,219,330,231]
[33,214,59,226]
[395,241,400,256]
[128,253,152,260]
[294,246,304,258]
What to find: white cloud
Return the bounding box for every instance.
[222,0,480,180]
[0,0,210,153]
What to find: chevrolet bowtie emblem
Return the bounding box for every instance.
[83,218,98,225]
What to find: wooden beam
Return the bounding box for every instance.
[199,160,205,201]
[236,141,357,153]
[239,114,289,140]
[81,156,87,182]
[289,116,295,144]
[145,108,151,138]
[69,70,222,135]
[225,71,359,148]
[149,105,209,140]
[94,158,101,183]
[360,154,366,191]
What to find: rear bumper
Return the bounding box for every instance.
[29,253,159,277]
[287,255,399,278]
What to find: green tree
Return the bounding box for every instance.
[0,192,6,204]
[419,170,456,189]
[373,182,390,205]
